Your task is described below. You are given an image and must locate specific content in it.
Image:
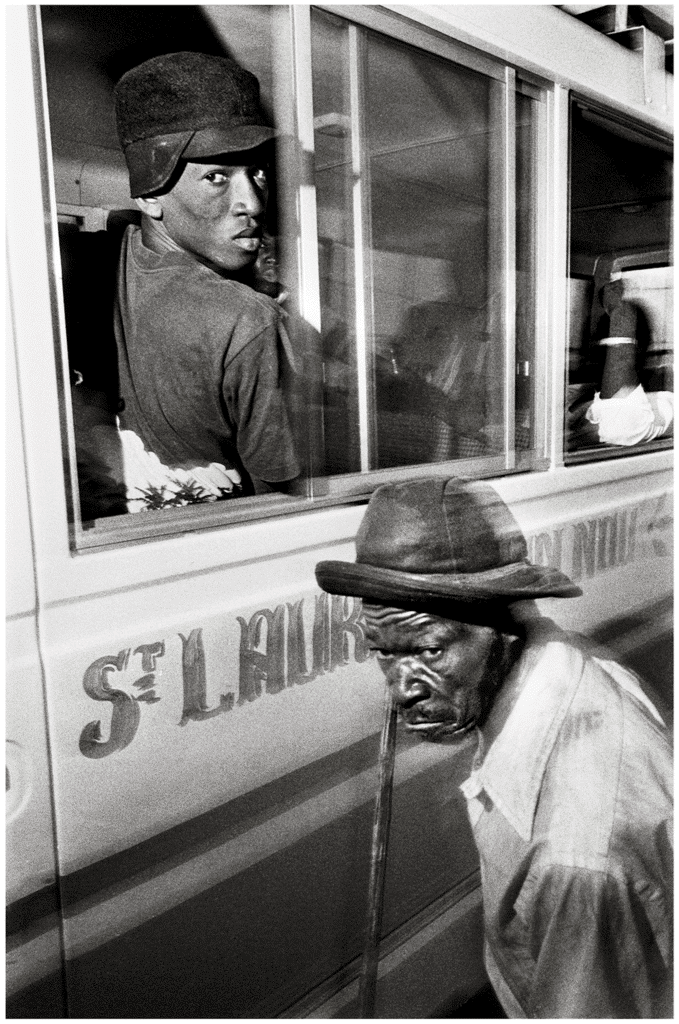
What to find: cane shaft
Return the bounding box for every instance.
[358,694,398,1018]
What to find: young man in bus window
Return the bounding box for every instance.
[85,51,300,512]
[316,476,672,1019]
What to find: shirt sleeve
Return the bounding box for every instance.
[222,321,300,484]
[516,862,672,1018]
[586,384,674,446]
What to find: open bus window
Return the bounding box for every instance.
[42,5,302,530]
[567,103,673,457]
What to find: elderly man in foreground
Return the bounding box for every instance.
[315,476,672,1018]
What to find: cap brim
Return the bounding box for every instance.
[183,124,277,158]
[125,125,278,197]
[315,559,582,603]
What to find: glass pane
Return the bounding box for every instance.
[311,13,539,477]
[515,90,539,452]
[567,105,673,454]
[311,11,361,475]
[368,33,497,469]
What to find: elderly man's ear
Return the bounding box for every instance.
[135,196,164,220]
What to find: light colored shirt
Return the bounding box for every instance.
[587,384,674,446]
[460,624,673,1018]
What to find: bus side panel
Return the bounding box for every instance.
[35,573,482,1016]
[497,459,673,716]
[25,457,671,1018]
[6,316,67,1017]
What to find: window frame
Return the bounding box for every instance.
[36,4,554,552]
[564,94,673,467]
[297,6,554,496]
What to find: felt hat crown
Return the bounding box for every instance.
[115,51,276,197]
[315,476,580,605]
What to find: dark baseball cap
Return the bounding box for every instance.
[114,51,276,197]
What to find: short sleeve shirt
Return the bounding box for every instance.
[114,226,299,487]
[587,384,674,445]
[460,627,673,1018]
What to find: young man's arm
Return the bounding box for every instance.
[223,321,301,493]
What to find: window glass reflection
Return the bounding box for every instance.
[311,11,360,475]
[312,12,539,475]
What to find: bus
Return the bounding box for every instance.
[6,4,672,1017]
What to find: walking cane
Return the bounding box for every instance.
[357,691,399,1018]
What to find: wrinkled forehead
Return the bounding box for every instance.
[362,603,434,627]
[361,604,459,641]
[360,600,514,642]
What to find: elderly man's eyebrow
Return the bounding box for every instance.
[362,606,432,625]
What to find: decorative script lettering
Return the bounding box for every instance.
[79,594,369,758]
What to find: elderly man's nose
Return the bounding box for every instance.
[389,662,430,708]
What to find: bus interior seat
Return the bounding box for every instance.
[53,146,140,519]
[58,209,139,401]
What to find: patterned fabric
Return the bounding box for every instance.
[76,415,242,515]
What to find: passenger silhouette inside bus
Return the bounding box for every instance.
[567,105,673,456]
[375,298,494,468]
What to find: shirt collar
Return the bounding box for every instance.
[464,625,586,843]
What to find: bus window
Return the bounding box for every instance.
[41,6,547,544]
[42,5,302,537]
[311,10,543,482]
[566,102,673,458]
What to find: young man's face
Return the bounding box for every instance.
[362,604,508,741]
[152,154,269,274]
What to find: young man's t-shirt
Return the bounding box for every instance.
[114,225,300,493]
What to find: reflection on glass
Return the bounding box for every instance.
[311,12,361,475]
[368,35,500,469]
[311,11,538,475]
[515,91,538,452]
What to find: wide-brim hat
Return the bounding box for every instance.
[115,51,277,197]
[315,476,581,605]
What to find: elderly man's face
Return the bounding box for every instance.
[152,155,268,273]
[362,604,508,741]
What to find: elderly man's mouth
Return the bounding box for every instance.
[403,718,475,739]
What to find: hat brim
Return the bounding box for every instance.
[126,124,277,197]
[315,559,582,604]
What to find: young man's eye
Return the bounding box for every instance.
[204,171,229,185]
[252,168,268,187]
